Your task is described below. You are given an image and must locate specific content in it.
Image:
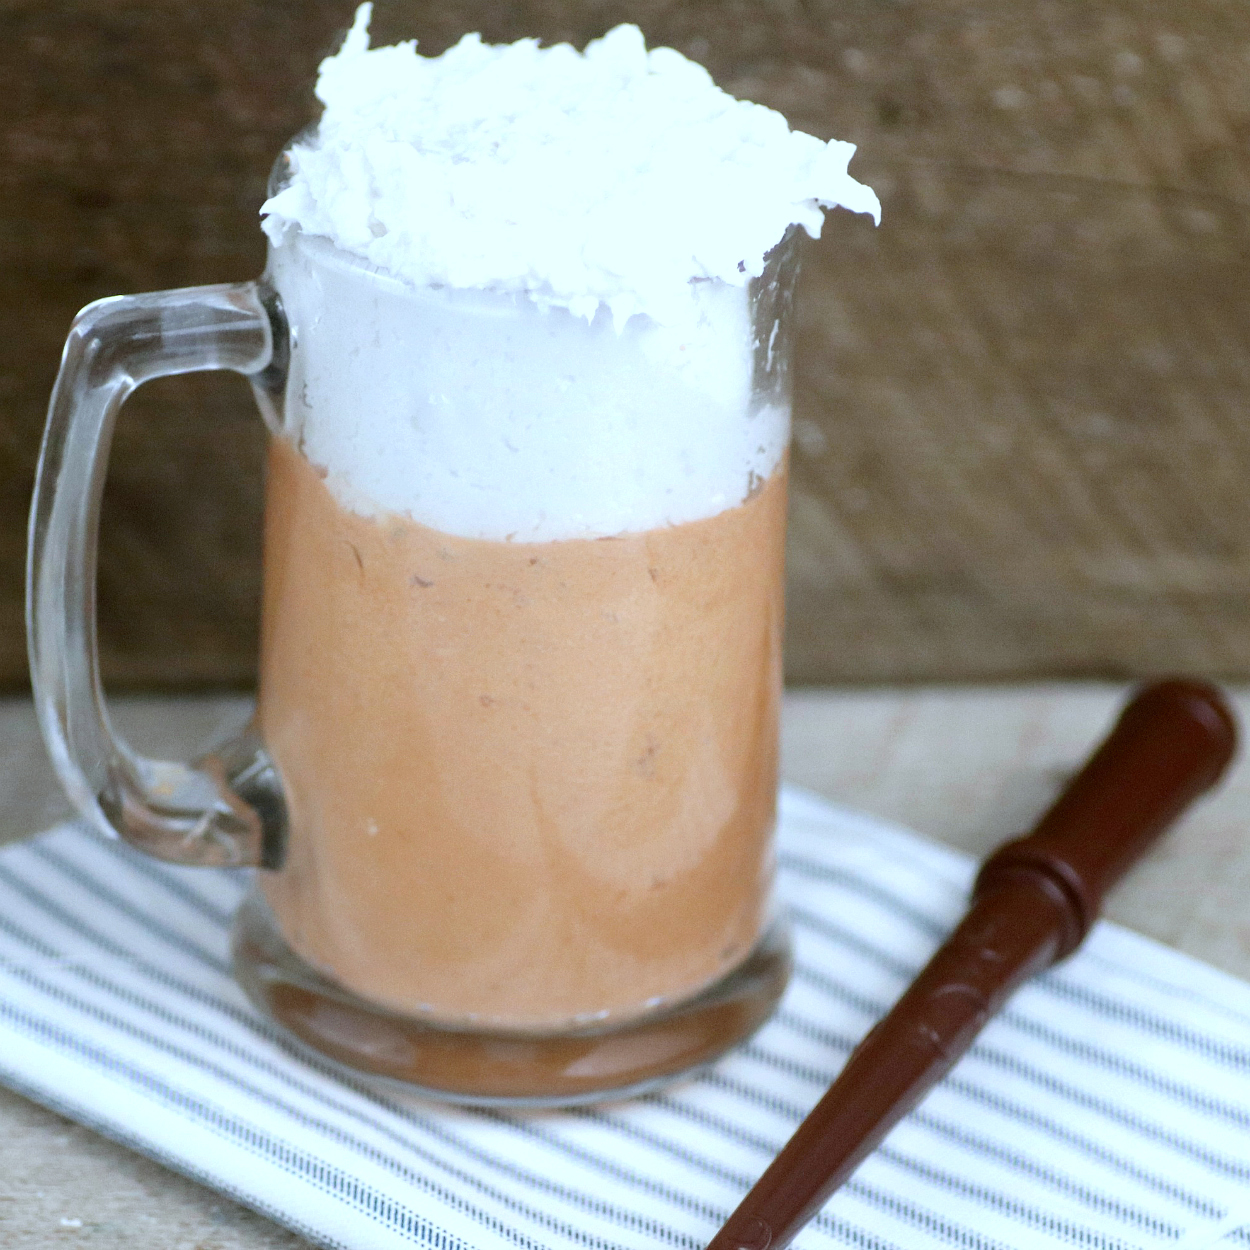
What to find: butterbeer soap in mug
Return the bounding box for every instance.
[252,4,878,1042]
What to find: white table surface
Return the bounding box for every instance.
[2,685,1248,1247]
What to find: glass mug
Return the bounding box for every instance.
[28,150,800,1105]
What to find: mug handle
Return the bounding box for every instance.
[27,281,288,869]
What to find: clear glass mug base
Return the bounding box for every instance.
[231,884,792,1107]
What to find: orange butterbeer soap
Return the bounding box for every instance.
[258,437,787,1026]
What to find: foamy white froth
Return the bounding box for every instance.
[266,234,786,541]
[262,4,879,328]
[259,6,878,541]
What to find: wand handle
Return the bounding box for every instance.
[707,679,1237,1250]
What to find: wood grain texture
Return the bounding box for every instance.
[3,0,1250,687]
[1,0,354,687]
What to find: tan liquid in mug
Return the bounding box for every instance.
[257,435,788,1029]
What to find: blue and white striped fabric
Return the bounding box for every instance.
[1,786,1249,1250]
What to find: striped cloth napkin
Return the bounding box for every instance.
[1,785,1248,1250]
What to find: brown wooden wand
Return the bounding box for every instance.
[708,678,1238,1250]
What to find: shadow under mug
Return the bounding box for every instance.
[28,188,800,1105]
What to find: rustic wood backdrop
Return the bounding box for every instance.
[3,0,1249,689]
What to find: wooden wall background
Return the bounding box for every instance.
[3,0,1249,688]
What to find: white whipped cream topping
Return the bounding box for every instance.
[261,3,879,328]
